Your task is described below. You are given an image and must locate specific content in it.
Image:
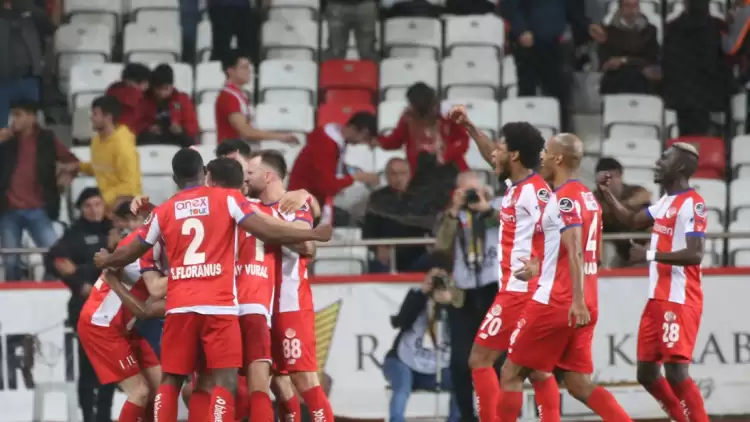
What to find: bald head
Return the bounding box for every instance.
[550,133,584,170]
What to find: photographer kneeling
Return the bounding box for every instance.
[384,268,460,422]
[434,171,500,422]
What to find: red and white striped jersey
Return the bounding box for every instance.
[498,173,561,294]
[645,189,707,307]
[270,200,315,313]
[236,199,278,320]
[80,231,151,332]
[533,179,602,309]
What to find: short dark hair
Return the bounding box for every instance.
[10,98,40,115]
[216,139,252,159]
[406,82,437,117]
[91,95,122,121]
[113,200,135,219]
[206,157,245,189]
[501,122,545,169]
[346,111,378,136]
[595,157,623,174]
[150,64,174,88]
[121,63,151,84]
[221,50,249,73]
[172,148,205,181]
[256,149,288,179]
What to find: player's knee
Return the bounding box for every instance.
[561,372,594,402]
[468,346,493,369]
[664,363,689,385]
[181,382,193,406]
[214,369,238,394]
[527,370,550,384]
[195,373,215,392]
[636,363,660,387]
[290,371,319,392]
[248,362,271,392]
[128,381,152,407]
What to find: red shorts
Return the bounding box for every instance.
[77,322,159,385]
[240,313,272,367]
[271,310,317,373]
[161,313,242,375]
[637,299,702,363]
[473,292,528,352]
[507,302,598,373]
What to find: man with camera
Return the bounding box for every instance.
[384,267,460,422]
[433,171,500,422]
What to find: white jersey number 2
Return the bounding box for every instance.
[182,218,206,265]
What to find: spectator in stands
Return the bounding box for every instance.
[593,157,652,267]
[662,0,732,136]
[385,267,460,422]
[105,63,150,135]
[377,83,469,174]
[46,187,116,422]
[599,0,661,95]
[381,0,442,18]
[288,111,380,223]
[215,50,300,145]
[325,0,378,60]
[0,99,78,281]
[445,0,495,15]
[725,0,750,131]
[208,0,261,64]
[433,170,500,421]
[363,157,429,272]
[0,0,56,127]
[503,0,606,132]
[78,96,142,211]
[139,64,199,147]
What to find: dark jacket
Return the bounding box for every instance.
[46,218,113,328]
[140,89,200,139]
[386,289,430,358]
[599,17,660,95]
[0,0,49,81]
[503,0,589,43]
[0,128,61,220]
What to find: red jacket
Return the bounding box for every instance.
[377,112,469,172]
[288,124,353,205]
[140,90,200,139]
[105,81,147,134]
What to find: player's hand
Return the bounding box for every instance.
[93,248,110,269]
[628,239,648,263]
[352,171,380,187]
[467,188,492,213]
[279,133,300,145]
[449,187,465,216]
[519,31,534,48]
[312,223,334,241]
[595,171,612,192]
[279,189,310,214]
[447,105,468,125]
[568,300,591,327]
[589,23,607,43]
[513,257,539,281]
[130,195,152,215]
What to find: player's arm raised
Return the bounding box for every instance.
[595,172,653,229]
[102,270,166,318]
[448,106,495,166]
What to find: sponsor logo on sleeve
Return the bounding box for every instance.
[694,202,707,218]
[537,189,550,202]
[558,197,575,212]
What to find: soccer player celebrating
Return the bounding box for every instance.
[499,133,632,422]
[94,151,332,422]
[448,106,562,422]
[597,142,707,422]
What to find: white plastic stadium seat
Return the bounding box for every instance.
[444,14,504,56]
[68,13,116,41]
[731,178,750,221]
[600,138,661,166]
[268,0,319,19]
[501,97,560,139]
[196,19,212,61]
[136,10,181,28]
[691,178,727,224]
[665,109,679,139]
[193,144,217,164]
[262,20,319,60]
[143,176,176,206]
[732,135,750,178]
[442,99,499,138]
[123,22,181,62]
[603,94,664,139]
[68,63,123,110]
[502,56,518,98]
[139,145,180,175]
[441,57,500,100]
[379,58,439,101]
[732,92,746,134]
[130,0,179,14]
[259,59,317,104]
[268,7,312,21]
[377,100,408,134]
[260,140,304,168]
[55,23,112,91]
[198,102,215,142]
[345,144,376,173]
[64,0,122,26]
[383,18,442,59]
[148,62,194,96]
[72,107,93,143]
[255,103,314,133]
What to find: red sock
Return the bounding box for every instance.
[278,396,301,422]
[532,377,561,422]
[471,367,500,422]
[119,400,145,422]
[210,386,236,422]
[672,378,709,422]
[497,389,523,422]
[248,391,274,422]
[644,377,687,422]
[144,402,154,422]
[300,386,334,422]
[187,389,210,422]
[587,386,632,422]
[154,384,179,422]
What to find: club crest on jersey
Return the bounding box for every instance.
[664,311,677,322]
[665,207,677,219]
[285,328,297,339]
[536,189,550,202]
[558,197,575,212]
[694,202,706,217]
[490,304,502,316]
[175,197,209,220]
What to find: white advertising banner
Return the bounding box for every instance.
[0,273,749,421]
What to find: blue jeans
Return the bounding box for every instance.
[383,356,460,422]
[0,208,58,281]
[0,77,40,127]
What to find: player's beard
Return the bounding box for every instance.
[247,185,263,199]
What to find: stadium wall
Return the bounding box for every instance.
[0,268,749,421]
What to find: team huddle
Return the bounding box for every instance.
[75,106,709,422]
